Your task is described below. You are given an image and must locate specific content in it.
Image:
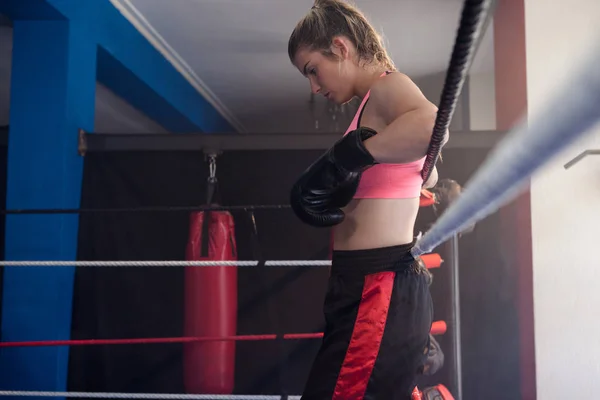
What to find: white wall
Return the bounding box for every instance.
[525,0,600,397]
[468,72,496,130]
[468,17,496,131]
[94,83,168,134]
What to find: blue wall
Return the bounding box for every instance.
[0,0,233,397]
[0,18,96,395]
[0,0,235,134]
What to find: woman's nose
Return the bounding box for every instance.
[309,78,321,94]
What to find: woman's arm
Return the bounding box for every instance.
[423,166,438,189]
[362,73,447,164]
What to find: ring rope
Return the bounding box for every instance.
[0,391,301,400]
[0,322,448,348]
[413,37,600,256]
[0,333,324,348]
[0,260,332,267]
[0,255,441,267]
[421,0,494,183]
[0,204,291,215]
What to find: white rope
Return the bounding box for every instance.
[0,260,332,267]
[0,392,301,400]
[412,36,600,256]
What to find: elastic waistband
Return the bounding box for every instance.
[331,241,417,276]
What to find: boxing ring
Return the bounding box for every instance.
[3,0,600,397]
[0,197,453,400]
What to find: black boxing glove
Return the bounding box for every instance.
[290,127,378,227]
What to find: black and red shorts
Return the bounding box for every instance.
[301,242,433,400]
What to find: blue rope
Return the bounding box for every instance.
[413,38,600,256]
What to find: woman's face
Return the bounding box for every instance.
[292,43,357,105]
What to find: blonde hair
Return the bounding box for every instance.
[288,0,395,71]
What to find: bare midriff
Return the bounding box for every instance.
[333,197,419,250]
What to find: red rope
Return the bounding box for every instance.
[0,333,324,348]
[0,321,446,348]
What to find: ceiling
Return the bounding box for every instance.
[0,0,495,134]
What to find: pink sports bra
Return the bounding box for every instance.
[344,73,426,199]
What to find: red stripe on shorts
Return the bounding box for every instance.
[332,271,395,399]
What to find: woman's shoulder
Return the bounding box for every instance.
[367,72,437,124]
[370,71,420,96]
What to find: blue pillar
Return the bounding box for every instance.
[0,19,96,394]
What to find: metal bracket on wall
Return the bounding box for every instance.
[563,149,600,169]
[202,147,223,158]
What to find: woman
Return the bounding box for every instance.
[288,0,447,399]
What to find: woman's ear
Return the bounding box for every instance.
[330,36,350,60]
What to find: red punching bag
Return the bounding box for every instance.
[183,159,237,394]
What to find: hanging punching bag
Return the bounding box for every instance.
[183,157,237,394]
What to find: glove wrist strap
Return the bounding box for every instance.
[333,127,378,173]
